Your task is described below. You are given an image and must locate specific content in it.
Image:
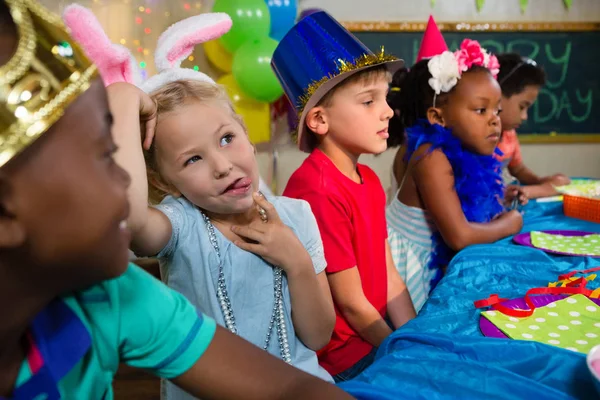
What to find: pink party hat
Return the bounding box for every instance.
[416,16,448,62]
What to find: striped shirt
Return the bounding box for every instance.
[387,196,437,313]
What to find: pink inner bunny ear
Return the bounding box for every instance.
[63,4,141,86]
[63,4,113,53]
[154,13,232,72]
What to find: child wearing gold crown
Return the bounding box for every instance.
[0,0,352,398]
[63,4,336,398]
[386,17,523,312]
[272,12,417,381]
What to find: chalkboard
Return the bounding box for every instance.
[350,23,600,143]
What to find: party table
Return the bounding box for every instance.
[340,200,600,399]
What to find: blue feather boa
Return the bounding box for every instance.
[404,120,505,290]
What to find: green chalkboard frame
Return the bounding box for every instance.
[344,21,600,144]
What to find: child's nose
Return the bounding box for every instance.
[382,103,394,120]
[490,114,500,126]
[212,156,233,179]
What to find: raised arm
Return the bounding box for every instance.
[107,83,172,256]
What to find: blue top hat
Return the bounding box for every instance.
[271,11,404,152]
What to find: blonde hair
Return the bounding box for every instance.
[145,80,245,204]
[302,66,391,151]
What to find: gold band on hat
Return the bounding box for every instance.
[0,0,98,167]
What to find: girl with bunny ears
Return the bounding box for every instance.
[63,5,336,398]
[385,18,523,312]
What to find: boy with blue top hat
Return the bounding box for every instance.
[272,12,416,381]
[0,1,353,398]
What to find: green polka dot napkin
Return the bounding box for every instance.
[531,231,600,256]
[482,295,600,354]
[555,179,600,198]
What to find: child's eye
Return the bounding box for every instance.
[363,100,374,106]
[475,108,486,114]
[496,108,503,116]
[185,155,202,166]
[220,133,234,146]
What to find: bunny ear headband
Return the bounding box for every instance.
[63,4,143,87]
[63,4,232,93]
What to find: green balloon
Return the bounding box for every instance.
[232,37,283,103]
[213,0,271,53]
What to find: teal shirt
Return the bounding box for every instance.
[8,264,216,400]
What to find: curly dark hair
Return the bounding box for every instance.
[386,59,489,148]
[497,53,546,98]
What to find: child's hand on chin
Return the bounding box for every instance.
[230,192,311,274]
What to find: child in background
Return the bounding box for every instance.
[386,19,522,312]
[65,8,336,399]
[497,53,570,199]
[272,12,416,382]
[0,1,351,399]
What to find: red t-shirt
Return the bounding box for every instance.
[283,148,388,375]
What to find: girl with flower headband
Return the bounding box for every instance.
[63,5,336,398]
[386,18,523,312]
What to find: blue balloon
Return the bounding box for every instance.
[265,0,298,41]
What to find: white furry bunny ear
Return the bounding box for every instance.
[141,13,232,93]
[154,13,232,71]
[63,4,143,87]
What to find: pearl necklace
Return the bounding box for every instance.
[201,212,292,364]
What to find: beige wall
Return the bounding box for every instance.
[257,142,600,195]
[258,0,600,194]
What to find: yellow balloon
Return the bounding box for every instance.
[204,40,233,73]
[217,74,270,144]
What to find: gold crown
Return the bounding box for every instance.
[0,0,98,167]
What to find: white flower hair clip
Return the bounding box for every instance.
[427,51,460,95]
[427,39,500,100]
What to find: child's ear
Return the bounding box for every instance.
[305,106,329,136]
[0,175,26,248]
[426,107,446,126]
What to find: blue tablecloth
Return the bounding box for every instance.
[341,200,600,399]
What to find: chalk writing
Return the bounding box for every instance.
[356,30,599,134]
[407,38,590,127]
